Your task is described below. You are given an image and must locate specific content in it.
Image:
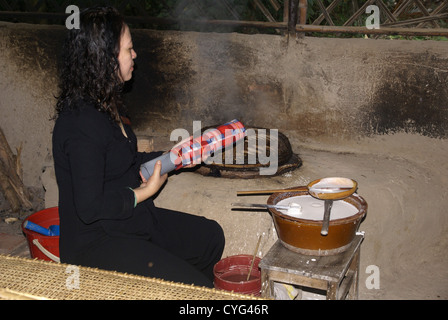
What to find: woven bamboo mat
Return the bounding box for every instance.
[0,255,264,300]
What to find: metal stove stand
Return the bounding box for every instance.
[259,234,364,300]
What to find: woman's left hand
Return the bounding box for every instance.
[134,160,167,203]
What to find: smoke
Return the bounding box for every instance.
[171,0,250,33]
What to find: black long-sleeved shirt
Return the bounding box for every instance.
[52,99,162,264]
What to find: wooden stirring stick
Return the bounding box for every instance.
[237,186,308,195]
[247,235,262,281]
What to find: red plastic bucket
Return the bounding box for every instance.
[213,254,261,296]
[22,207,60,262]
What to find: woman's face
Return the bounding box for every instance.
[118,24,137,82]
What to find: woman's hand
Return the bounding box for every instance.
[133,160,168,204]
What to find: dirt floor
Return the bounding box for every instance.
[152,131,448,300]
[1,132,447,300]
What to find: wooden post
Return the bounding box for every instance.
[298,0,307,24]
[287,0,300,39]
[283,0,289,38]
[296,0,307,39]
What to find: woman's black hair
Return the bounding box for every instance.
[56,6,125,122]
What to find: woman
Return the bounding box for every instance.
[52,6,224,288]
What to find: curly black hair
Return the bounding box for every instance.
[56,6,126,122]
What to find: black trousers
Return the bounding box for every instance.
[78,208,225,288]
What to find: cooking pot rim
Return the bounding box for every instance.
[267,187,367,225]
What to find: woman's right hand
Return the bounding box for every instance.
[133,160,168,204]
